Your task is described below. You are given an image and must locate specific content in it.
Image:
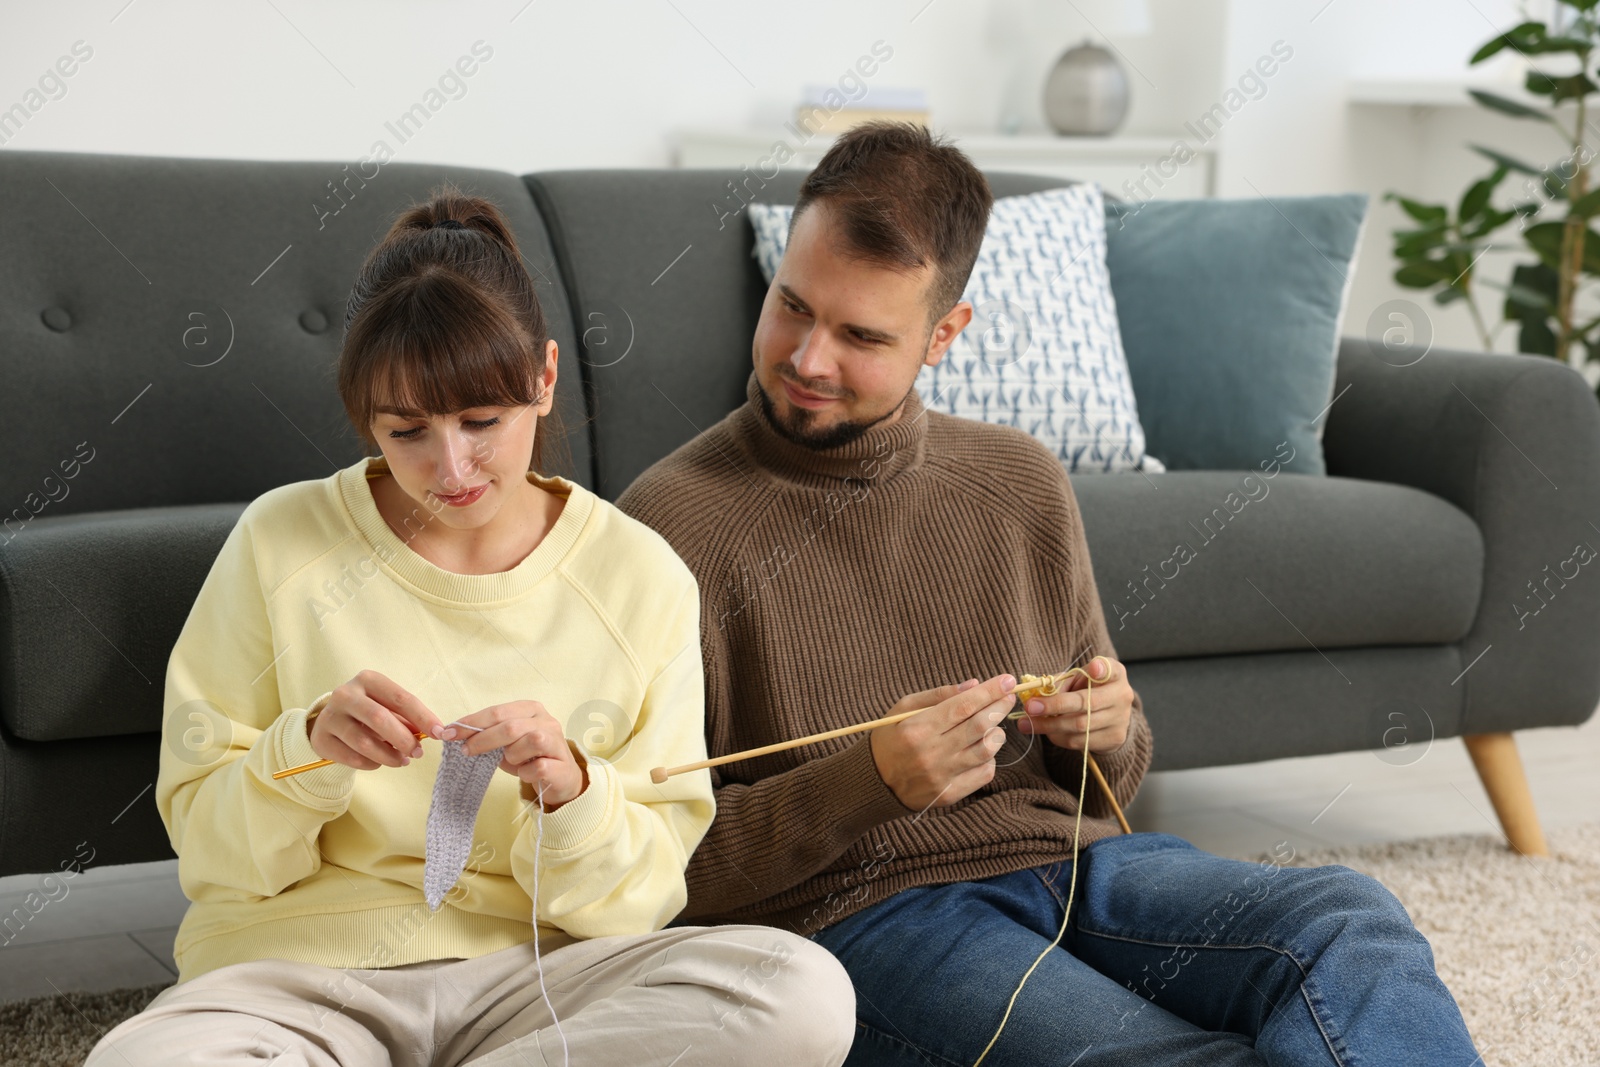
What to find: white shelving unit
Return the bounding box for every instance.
[1345,77,1547,109]
[672,130,1217,199]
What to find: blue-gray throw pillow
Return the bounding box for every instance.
[1104,194,1368,475]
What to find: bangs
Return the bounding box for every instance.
[343,269,543,433]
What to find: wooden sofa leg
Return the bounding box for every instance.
[1462,732,1549,857]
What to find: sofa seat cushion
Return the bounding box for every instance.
[1074,470,1483,662]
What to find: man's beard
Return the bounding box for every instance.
[757,373,916,450]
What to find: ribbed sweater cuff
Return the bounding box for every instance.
[273,693,358,804]
[812,735,916,835]
[1091,716,1152,792]
[531,759,615,851]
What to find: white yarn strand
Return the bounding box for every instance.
[532,778,570,1067]
[449,721,570,1067]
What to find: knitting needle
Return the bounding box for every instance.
[649,706,930,785]
[270,721,485,780]
[649,666,1133,834]
[646,670,1083,785]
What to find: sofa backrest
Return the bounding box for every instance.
[0,149,591,532]
[0,148,1077,523]
[527,169,1077,498]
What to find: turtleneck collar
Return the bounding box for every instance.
[730,369,928,490]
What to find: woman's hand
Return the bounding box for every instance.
[447,700,588,812]
[308,669,446,771]
[1015,656,1134,753]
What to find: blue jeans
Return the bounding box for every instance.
[808,832,1480,1066]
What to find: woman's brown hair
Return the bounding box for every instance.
[338,181,567,474]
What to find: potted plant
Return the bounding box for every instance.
[1387,0,1600,394]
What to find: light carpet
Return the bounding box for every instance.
[3,823,1595,1066]
[1276,821,1599,1066]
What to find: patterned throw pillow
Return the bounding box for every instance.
[748,186,1165,474]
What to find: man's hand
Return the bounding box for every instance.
[869,675,1017,812]
[449,700,589,812]
[1015,656,1133,753]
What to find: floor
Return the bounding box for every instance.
[2,711,1597,1005]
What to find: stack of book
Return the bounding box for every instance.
[795,86,929,136]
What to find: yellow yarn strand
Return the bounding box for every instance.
[972,658,1109,1067]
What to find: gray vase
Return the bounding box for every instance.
[1043,41,1130,136]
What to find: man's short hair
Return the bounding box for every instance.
[791,122,993,325]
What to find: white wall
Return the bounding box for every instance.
[2,0,1573,356]
[1216,0,1575,355]
[1,0,1037,168]
[0,0,1289,170]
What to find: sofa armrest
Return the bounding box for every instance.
[1324,337,1600,732]
[0,503,245,742]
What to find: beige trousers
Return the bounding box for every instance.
[84,924,855,1067]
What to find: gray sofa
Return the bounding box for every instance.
[3,149,1596,876]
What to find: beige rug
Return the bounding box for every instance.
[0,983,170,1066]
[4,825,1596,1066]
[1274,821,1600,1067]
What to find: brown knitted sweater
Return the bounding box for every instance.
[616,371,1154,937]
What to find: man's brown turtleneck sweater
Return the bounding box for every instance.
[616,371,1153,937]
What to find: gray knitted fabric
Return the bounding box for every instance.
[424,739,504,911]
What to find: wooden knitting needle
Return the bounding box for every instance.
[647,670,1083,784]
[650,663,1133,835]
[270,722,485,780]
[650,706,929,785]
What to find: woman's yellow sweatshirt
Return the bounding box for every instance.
[156,454,714,983]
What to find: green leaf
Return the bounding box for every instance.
[1472,22,1540,64]
[1470,88,1557,122]
[1526,70,1558,96]
[1471,144,1542,175]
[1501,283,1554,310]
[1523,35,1596,57]
[1395,263,1449,287]
[1516,224,1600,278]
[1469,35,1507,64]
[1550,73,1599,102]
[1393,226,1450,255]
[1391,219,1449,236]
[1385,192,1447,223]
[1524,220,1569,267]
[1493,260,1561,356]
[1434,286,1468,305]
[1459,166,1508,221]
[1506,263,1560,353]
[1519,315,1559,355]
[1520,70,1598,100]
[1464,208,1518,239]
[1570,186,1600,217]
[1492,266,1557,315]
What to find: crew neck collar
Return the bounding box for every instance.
[730,370,928,489]
[335,455,593,604]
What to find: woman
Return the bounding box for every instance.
[86,185,854,1067]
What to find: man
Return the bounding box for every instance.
[617,123,1480,1065]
